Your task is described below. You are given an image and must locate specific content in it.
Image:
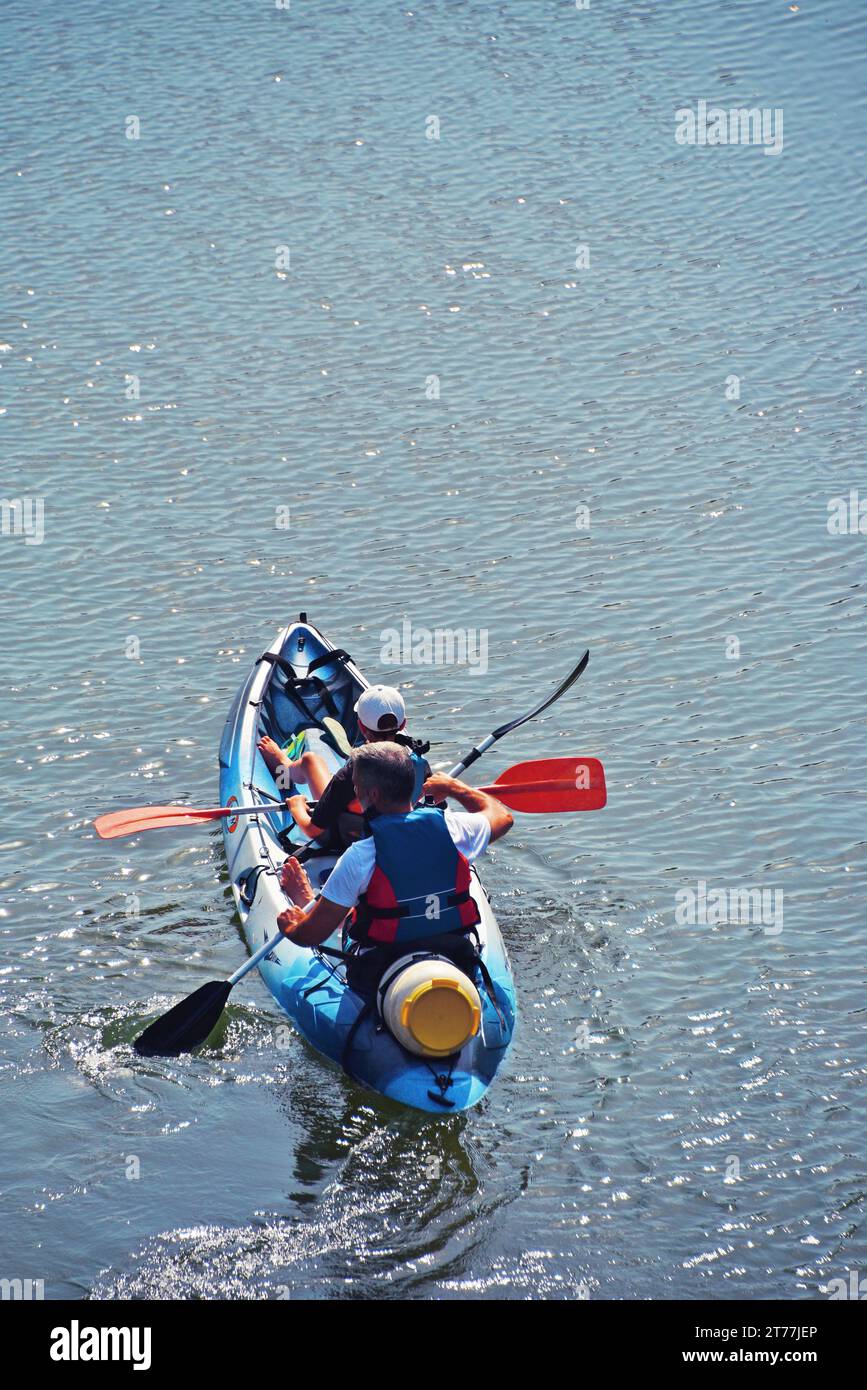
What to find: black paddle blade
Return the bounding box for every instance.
[492,649,590,740]
[133,980,232,1057]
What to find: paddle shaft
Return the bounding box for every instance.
[448,731,497,779]
[134,783,575,818]
[228,927,288,986]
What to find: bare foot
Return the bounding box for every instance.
[281,856,315,906]
[258,735,290,776]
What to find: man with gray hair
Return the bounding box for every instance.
[277,742,512,957]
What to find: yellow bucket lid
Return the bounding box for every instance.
[400,978,481,1057]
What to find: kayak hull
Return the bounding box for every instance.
[218,617,516,1113]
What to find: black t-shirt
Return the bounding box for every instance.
[310,759,357,832]
[311,740,432,838]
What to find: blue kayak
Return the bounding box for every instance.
[218,615,516,1113]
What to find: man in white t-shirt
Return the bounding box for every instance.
[277,742,512,948]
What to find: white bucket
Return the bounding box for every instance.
[378,954,482,1058]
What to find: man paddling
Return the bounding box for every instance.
[257,684,430,846]
[276,743,512,973]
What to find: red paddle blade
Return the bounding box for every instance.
[484,757,606,812]
[94,805,228,839]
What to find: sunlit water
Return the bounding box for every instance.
[1,0,865,1300]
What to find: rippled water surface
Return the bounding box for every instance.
[2,0,866,1300]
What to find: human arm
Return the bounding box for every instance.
[421,773,513,842]
[284,793,327,841]
[276,840,372,948]
[285,762,355,840]
[277,895,349,948]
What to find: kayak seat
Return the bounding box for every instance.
[251,638,364,847]
[260,672,360,751]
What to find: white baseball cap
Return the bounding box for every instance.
[354,685,406,732]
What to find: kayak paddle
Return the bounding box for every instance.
[476,756,606,812]
[447,649,590,778]
[93,750,604,839]
[133,925,286,1057]
[94,802,276,839]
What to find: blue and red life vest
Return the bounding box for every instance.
[348,805,481,945]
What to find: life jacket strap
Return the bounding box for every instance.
[448,888,474,908]
[348,885,479,939]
